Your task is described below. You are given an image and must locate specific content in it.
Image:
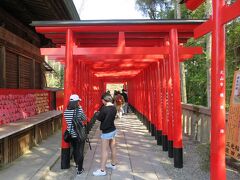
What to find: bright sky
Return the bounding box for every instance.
[73,0,147,20]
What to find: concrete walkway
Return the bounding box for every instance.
[1,113,240,180]
[0,113,170,180]
[46,113,170,180]
[77,114,170,180]
[0,131,61,180]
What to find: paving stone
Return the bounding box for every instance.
[132,172,159,180]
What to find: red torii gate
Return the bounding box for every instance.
[32,20,203,169]
[181,0,240,179]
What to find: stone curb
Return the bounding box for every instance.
[30,149,61,180]
[33,122,99,180]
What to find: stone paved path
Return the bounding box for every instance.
[1,113,240,180]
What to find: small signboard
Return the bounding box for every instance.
[226,70,240,161]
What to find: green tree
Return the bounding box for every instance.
[180,3,207,19]
[184,37,208,106]
[45,60,64,88]
[135,1,208,106]
[135,0,174,19]
[183,3,240,109]
[135,1,240,109]
[225,19,240,109]
[182,3,208,106]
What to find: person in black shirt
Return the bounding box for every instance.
[93,93,117,176]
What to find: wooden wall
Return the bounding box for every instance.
[0,7,41,47]
[0,7,45,89]
[0,27,45,89]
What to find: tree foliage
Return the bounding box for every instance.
[135,1,240,109]
[45,60,64,88]
[180,3,207,19]
[181,4,208,106]
[185,37,208,106]
[136,1,208,106]
[226,18,240,109]
[135,0,174,19]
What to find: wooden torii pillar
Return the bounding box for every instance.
[169,29,182,167]
[159,31,202,167]
[182,0,240,179]
[61,28,74,168]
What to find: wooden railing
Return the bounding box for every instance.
[182,103,211,143]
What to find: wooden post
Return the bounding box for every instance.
[161,60,168,151]
[167,58,174,158]
[17,55,21,88]
[170,28,183,168]
[0,46,6,88]
[156,61,163,145]
[32,59,36,89]
[3,137,9,165]
[61,28,74,169]
[211,0,226,179]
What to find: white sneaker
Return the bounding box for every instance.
[93,169,107,176]
[106,163,116,170]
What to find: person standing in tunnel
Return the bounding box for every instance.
[93,93,117,176]
[115,91,125,118]
[121,89,128,115]
[63,94,87,175]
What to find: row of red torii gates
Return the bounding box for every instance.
[32,0,240,179]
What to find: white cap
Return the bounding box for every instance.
[70,94,81,101]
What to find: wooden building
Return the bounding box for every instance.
[0,0,79,89]
[0,0,78,167]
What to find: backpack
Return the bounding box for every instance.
[72,108,91,149]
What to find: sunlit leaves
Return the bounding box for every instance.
[135,0,174,19]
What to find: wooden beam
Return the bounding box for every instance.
[95,70,141,77]
[4,137,9,165]
[97,75,136,80]
[32,59,36,89]
[17,55,21,88]
[180,55,193,61]
[41,46,170,56]
[185,0,206,11]
[179,46,203,55]
[35,24,200,33]
[42,46,202,56]
[194,18,213,39]
[51,38,190,47]
[15,0,37,20]
[45,32,193,39]
[41,46,201,60]
[0,27,41,57]
[92,67,144,72]
[222,0,240,25]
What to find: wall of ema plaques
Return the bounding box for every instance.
[0,89,50,125]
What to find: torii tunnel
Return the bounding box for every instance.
[32,18,228,179]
